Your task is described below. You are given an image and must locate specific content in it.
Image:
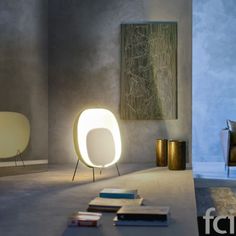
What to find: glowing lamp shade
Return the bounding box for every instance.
[73,109,121,168]
[0,112,30,158]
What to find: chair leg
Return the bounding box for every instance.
[227,166,230,178]
[92,168,95,182]
[116,163,120,176]
[72,159,79,181]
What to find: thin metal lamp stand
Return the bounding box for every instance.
[72,159,120,182]
[72,159,80,181]
[15,150,25,167]
[115,163,120,176]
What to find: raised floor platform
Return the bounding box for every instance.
[193,161,236,179]
[0,165,198,236]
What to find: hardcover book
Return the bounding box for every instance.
[117,206,170,221]
[113,216,169,227]
[99,188,138,199]
[87,197,144,212]
[68,211,102,227]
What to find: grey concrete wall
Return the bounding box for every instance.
[48,0,192,164]
[0,0,48,161]
[193,0,236,162]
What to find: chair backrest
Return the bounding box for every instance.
[0,112,30,158]
[73,108,121,168]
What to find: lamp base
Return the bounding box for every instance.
[71,159,120,182]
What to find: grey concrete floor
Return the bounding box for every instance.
[0,164,198,236]
[0,163,153,236]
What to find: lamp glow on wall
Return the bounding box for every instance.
[72,108,121,181]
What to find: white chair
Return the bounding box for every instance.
[72,108,122,181]
[0,112,30,166]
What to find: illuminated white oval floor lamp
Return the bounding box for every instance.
[0,112,30,166]
[72,108,121,181]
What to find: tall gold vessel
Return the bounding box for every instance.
[156,139,168,166]
[168,140,186,170]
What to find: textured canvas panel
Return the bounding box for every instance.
[120,22,177,120]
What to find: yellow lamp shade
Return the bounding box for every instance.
[73,108,121,168]
[0,112,30,158]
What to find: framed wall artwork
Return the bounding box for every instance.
[120,22,177,120]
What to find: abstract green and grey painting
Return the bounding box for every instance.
[120,22,177,120]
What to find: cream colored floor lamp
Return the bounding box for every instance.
[72,108,122,182]
[0,112,30,166]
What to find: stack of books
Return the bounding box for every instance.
[87,188,143,212]
[113,206,170,226]
[68,211,102,227]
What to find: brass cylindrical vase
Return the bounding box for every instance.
[156,139,168,166]
[168,140,186,170]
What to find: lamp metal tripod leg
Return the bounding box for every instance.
[92,168,95,182]
[72,159,79,181]
[19,152,25,167]
[116,163,120,176]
